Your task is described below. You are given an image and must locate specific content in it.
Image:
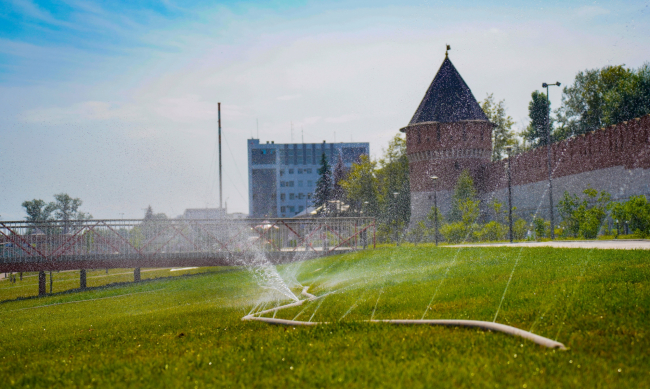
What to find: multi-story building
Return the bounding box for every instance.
[248,139,369,218]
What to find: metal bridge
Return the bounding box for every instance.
[0,217,375,295]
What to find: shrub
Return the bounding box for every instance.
[559,188,611,239]
[533,217,546,239]
[441,222,472,244]
[610,195,650,238]
[474,221,507,242]
[513,218,528,240]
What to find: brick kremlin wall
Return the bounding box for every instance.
[410,114,650,221]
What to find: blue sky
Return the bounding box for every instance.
[1,0,649,219]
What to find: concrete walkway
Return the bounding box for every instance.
[449,240,650,250]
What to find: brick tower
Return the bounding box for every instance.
[400,52,494,219]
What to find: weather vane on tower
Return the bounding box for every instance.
[445,44,451,57]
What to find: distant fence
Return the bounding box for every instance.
[0,218,376,273]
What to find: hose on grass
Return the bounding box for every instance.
[241,287,567,350]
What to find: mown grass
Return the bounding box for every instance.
[1,246,649,388]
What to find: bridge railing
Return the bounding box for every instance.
[0,218,376,266]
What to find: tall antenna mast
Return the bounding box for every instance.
[218,102,223,210]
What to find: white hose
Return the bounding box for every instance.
[368,319,566,350]
[241,286,567,350]
[301,286,316,300]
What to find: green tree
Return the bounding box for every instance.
[603,64,650,125]
[21,199,55,223]
[578,188,611,239]
[376,134,410,228]
[313,153,332,214]
[143,205,167,221]
[481,94,516,161]
[340,154,379,216]
[532,216,547,240]
[558,188,611,239]
[332,152,347,204]
[448,170,477,222]
[523,90,553,148]
[52,193,92,233]
[441,198,480,244]
[556,63,650,137]
[557,192,581,237]
[609,195,650,238]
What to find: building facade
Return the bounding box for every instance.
[402,54,650,222]
[248,139,369,218]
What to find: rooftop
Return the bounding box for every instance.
[407,55,489,126]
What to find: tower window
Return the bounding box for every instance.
[417,129,422,144]
[454,161,460,170]
[462,124,467,141]
[436,124,441,142]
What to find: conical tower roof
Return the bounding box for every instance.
[408,56,488,125]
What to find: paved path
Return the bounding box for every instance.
[449,240,650,250]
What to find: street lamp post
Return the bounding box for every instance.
[505,146,513,243]
[542,81,561,240]
[393,192,399,246]
[430,176,439,246]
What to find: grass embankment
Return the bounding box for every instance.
[1,246,649,388]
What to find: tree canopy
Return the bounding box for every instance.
[313,153,332,213]
[22,199,56,223]
[332,152,347,203]
[339,154,379,216]
[481,94,516,160]
[448,170,477,222]
[556,63,650,139]
[523,90,553,148]
[376,134,410,226]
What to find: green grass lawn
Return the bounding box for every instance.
[1,246,649,388]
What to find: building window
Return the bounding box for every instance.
[280,193,286,201]
[298,169,303,174]
[289,193,295,200]
[436,124,441,142]
[289,169,294,174]
[289,206,295,213]
[307,193,312,199]
[251,148,276,164]
[307,180,313,187]
[306,168,312,174]
[298,206,304,212]
[298,181,303,187]
[454,161,460,170]
[280,181,285,187]
[281,206,286,212]
[279,169,285,176]
[290,181,295,187]
[298,193,305,199]
[462,124,467,141]
[417,129,421,144]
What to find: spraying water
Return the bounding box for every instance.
[236,250,299,302]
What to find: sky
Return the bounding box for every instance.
[1,0,649,220]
